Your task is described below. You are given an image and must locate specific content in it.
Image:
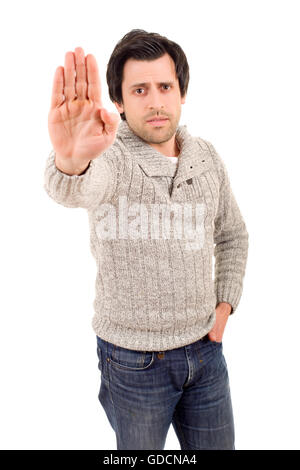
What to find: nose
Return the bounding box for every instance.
[147,88,165,110]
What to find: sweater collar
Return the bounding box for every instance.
[116,119,211,183]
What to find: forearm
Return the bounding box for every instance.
[216,301,232,315]
[214,221,249,314]
[44,149,114,210]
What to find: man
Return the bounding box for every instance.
[44,29,249,450]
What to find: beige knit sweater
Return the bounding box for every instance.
[44,120,249,351]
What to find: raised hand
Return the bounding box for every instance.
[48,47,119,174]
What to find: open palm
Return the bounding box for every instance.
[48,47,119,168]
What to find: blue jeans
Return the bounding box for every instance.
[96,334,235,450]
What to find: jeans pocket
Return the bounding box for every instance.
[109,344,155,371]
[202,334,222,346]
[210,340,223,351]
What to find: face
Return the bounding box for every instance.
[114,53,186,144]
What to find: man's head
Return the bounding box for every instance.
[106,29,189,145]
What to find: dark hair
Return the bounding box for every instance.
[106,29,190,121]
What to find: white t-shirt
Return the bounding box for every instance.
[165,156,178,164]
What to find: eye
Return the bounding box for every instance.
[134,84,171,95]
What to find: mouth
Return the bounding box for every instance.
[146,117,169,126]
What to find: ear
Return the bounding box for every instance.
[114,101,124,114]
[181,93,187,105]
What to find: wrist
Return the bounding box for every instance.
[55,154,91,176]
[216,302,232,315]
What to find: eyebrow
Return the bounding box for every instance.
[129,81,174,89]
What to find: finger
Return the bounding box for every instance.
[208,330,216,342]
[64,51,76,101]
[100,109,119,134]
[50,66,65,109]
[74,47,88,100]
[86,54,102,106]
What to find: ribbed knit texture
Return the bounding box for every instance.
[44,120,249,351]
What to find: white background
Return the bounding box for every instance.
[0,0,299,450]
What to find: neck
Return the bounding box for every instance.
[148,135,180,158]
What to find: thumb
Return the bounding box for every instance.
[100,108,119,133]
